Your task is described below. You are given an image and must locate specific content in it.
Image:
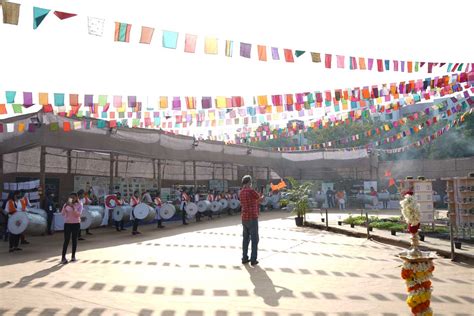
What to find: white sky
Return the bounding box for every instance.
[1,0,473,136]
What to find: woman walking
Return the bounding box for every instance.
[61,192,83,264]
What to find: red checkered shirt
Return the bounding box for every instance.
[239,187,260,221]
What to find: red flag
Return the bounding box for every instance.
[389,178,396,187]
[53,11,77,20]
[384,170,392,177]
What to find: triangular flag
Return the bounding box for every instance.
[33,7,50,29]
[53,11,77,20]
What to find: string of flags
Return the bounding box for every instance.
[1,3,472,73]
[267,97,473,152]
[242,94,472,147]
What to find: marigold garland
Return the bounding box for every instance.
[401,260,435,315]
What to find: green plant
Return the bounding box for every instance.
[280,199,289,207]
[286,177,313,222]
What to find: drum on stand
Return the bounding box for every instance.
[229,199,240,210]
[112,205,133,222]
[211,201,222,213]
[219,199,229,210]
[197,200,211,213]
[27,208,47,219]
[185,202,198,216]
[84,205,105,217]
[270,195,280,209]
[80,209,102,230]
[8,212,46,236]
[133,203,156,222]
[159,203,176,220]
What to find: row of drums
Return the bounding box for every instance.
[6,198,245,237]
[259,195,281,209]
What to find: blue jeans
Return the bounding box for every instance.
[242,219,259,262]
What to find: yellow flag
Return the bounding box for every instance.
[204,37,218,54]
[216,96,227,108]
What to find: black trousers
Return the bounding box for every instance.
[62,223,80,259]
[115,220,124,230]
[9,233,20,249]
[181,205,187,224]
[46,212,54,234]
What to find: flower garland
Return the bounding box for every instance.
[400,193,421,233]
[401,260,435,316]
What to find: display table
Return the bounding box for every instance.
[53,213,65,231]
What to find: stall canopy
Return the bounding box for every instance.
[0,112,369,178]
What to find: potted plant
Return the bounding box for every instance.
[286,177,312,227]
[454,239,462,249]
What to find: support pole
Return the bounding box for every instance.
[222,163,225,192]
[40,146,46,206]
[0,154,4,194]
[152,159,156,182]
[67,150,72,174]
[183,161,186,184]
[158,159,162,190]
[193,161,197,191]
[267,167,270,183]
[109,153,114,194]
[366,212,370,239]
[325,208,328,229]
[115,154,119,177]
[450,221,455,261]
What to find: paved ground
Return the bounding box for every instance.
[0,211,473,316]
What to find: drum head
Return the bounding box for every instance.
[229,199,240,210]
[219,199,229,209]
[260,197,269,206]
[133,203,152,220]
[160,204,176,219]
[185,202,198,216]
[211,201,222,213]
[113,207,123,222]
[80,211,92,230]
[28,208,47,219]
[197,200,210,213]
[8,212,28,235]
[270,195,280,203]
[105,195,118,208]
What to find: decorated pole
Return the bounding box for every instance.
[398,191,436,316]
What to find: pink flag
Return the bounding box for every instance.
[325,54,332,68]
[184,34,197,53]
[336,55,345,68]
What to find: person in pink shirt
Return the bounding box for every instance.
[60,192,82,264]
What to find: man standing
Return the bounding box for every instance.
[44,191,56,235]
[239,175,263,266]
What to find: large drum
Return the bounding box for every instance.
[260,197,270,206]
[80,209,102,230]
[8,212,46,236]
[185,202,198,216]
[229,199,240,210]
[219,199,229,210]
[133,203,156,221]
[159,203,176,220]
[197,200,211,213]
[270,195,280,204]
[112,205,133,222]
[378,192,390,201]
[211,201,222,213]
[27,208,47,219]
[84,205,105,217]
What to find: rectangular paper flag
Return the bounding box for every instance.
[359,57,366,70]
[284,49,294,62]
[257,45,267,61]
[271,47,280,60]
[325,54,332,68]
[162,30,179,49]
[225,40,234,57]
[311,52,321,63]
[204,37,218,54]
[88,17,105,36]
[240,42,252,58]
[140,26,154,44]
[184,34,197,53]
[114,22,131,42]
[337,55,345,68]
[3,2,21,25]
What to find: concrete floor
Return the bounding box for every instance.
[0,211,473,316]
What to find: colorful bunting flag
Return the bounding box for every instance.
[240,42,252,58]
[257,45,267,61]
[184,34,197,53]
[271,47,280,60]
[87,17,105,36]
[225,40,234,57]
[33,7,50,29]
[204,37,218,54]
[162,30,179,49]
[284,49,294,62]
[53,11,77,20]
[325,54,332,68]
[337,55,345,68]
[295,50,305,58]
[2,2,21,25]
[114,22,131,42]
[6,91,16,103]
[54,93,64,106]
[139,26,154,44]
[311,52,321,63]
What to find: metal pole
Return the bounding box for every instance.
[366,212,370,239]
[325,208,328,229]
[160,160,165,190]
[0,154,4,194]
[67,150,72,174]
[449,221,455,261]
[193,161,197,191]
[183,161,186,184]
[39,146,46,207]
[109,153,114,194]
[222,163,225,192]
[115,154,119,177]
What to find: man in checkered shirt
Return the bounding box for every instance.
[239,175,263,265]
